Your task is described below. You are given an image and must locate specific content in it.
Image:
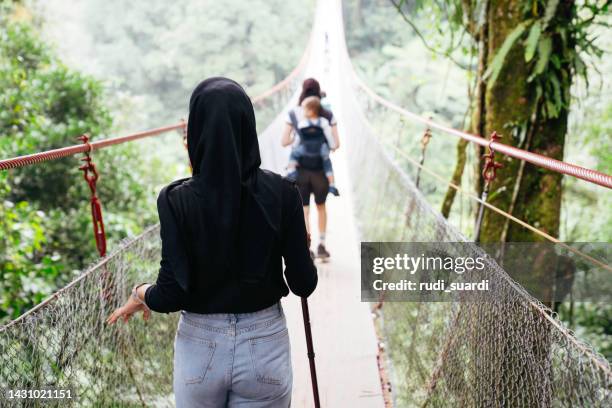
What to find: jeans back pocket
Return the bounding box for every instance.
[249,328,291,386]
[174,331,216,385]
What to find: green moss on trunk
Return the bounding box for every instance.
[473,0,574,404]
[480,0,534,242]
[441,138,468,218]
[479,0,570,243]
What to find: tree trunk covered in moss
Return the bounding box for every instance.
[474,0,573,405]
[441,138,468,218]
[479,0,572,243]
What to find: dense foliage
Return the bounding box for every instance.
[0,9,158,321]
[344,0,469,124]
[345,0,610,241]
[34,0,314,127]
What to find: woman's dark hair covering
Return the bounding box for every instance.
[158,77,282,294]
[298,78,322,105]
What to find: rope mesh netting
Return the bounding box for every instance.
[0,225,176,407]
[336,58,611,406]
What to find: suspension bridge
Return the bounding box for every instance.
[1,0,611,407]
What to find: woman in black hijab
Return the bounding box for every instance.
[108,77,317,407]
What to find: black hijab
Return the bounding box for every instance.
[158,77,282,294]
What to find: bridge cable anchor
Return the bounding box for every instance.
[474,131,503,242]
[78,134,107,258]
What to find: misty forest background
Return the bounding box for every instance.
[1,0,610,359]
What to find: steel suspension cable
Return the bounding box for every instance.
[385,139,611,273]
[352,100,611,272]
[352,73,612,189]
[0,123,186,170]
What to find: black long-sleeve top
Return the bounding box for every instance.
[145,175,317,314]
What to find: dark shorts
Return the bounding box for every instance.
[296,169,328,206]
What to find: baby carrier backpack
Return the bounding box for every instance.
[289,110,327,171]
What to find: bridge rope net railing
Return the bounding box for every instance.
[0,226,173,407]
[353,103,612,273]
[335,52,611,406]
[347,67,612,271]
[0,42,311,406]
[351,72,612,190]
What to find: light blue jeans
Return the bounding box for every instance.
[173,303,292,407]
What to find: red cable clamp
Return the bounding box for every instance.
[482,131,503,183]
[78,134,107,257]
[420,126,432,150]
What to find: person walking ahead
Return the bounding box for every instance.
[286,96,339,196]
[107,77,318,408]
[281,78,340,260]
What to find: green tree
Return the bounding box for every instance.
[386,1,610,404]
[389,0,608,243]
[0,174,64,320]
[36,0,314,126]
[0,7,157,321]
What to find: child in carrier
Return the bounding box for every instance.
[286,96,339,196]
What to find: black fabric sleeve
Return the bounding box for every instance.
[281,183,318,297]
[144,261,185,313]
[144,190,189,313]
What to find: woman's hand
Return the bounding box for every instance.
[106,284,152,324]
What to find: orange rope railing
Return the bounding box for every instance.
[0,123,186,170]
[353,73,612,189]
[351,87,612,272]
